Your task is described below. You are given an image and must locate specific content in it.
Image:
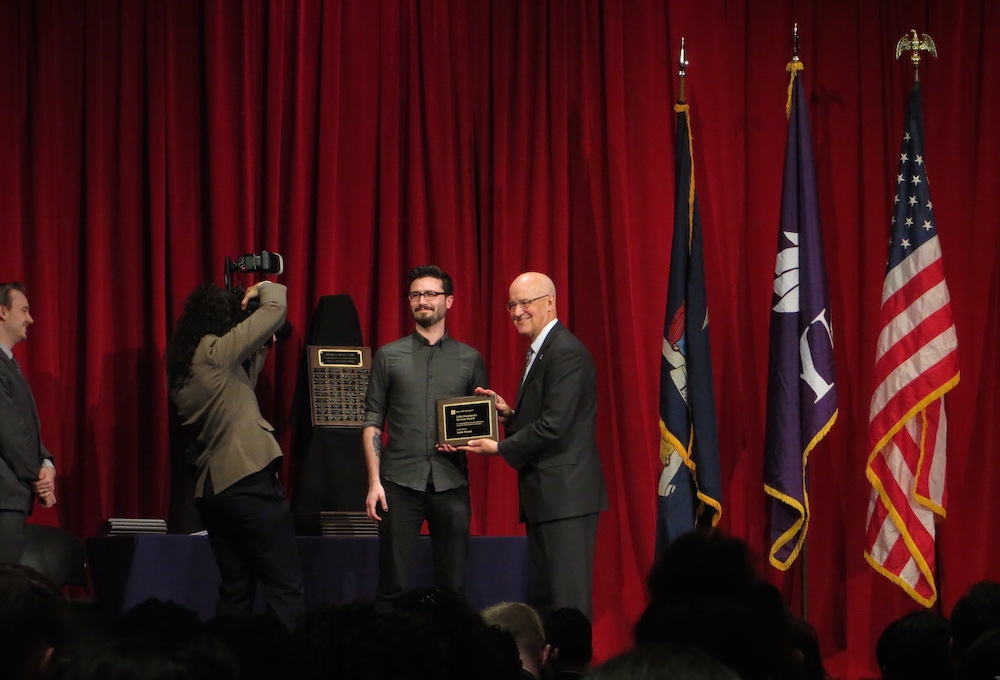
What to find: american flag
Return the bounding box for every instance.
[764,64,838,570]
[864,83,959,606]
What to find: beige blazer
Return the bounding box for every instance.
[172,283,288,497]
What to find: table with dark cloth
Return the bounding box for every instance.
[87,534,528,619]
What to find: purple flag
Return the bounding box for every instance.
[764,65,838,570]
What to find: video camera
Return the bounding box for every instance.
[224,250,292,340]
[224,251,284,294]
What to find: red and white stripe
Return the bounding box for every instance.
[865,235,959,606]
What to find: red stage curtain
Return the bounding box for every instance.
[2,2,998,678]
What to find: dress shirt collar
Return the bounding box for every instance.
[411,329,450,347]
[529,318,559,355]
[0,343,13,361]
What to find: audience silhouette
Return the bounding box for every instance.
[544,606,593,679]
[875,609,952,680]
[14,538,1000,680]
[207,614,293,680]
[584,644,741,680]
[959,628,1000,680]
[788,617,829,680]
[634,528,802,680]
[50,597,241,680]
[393,587,520,680]
[482,601,550,680]
[0,563,68,680]
[289,600,445,679]
[949,580,1000,680]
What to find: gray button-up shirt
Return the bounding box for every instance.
[363,331,488,492]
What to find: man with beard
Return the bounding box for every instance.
[362,265,488,601]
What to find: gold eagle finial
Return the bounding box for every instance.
[895,30,938,81]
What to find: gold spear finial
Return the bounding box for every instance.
[678,37,688,104]
[786,24,804,118]
[895,29,937,82]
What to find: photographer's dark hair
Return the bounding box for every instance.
[0,281,27,309]
[406,265,453,295]
[166,285,240,392]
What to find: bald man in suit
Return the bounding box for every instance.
[463,272,607,619]
[0,282,56,565]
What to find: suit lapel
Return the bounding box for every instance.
[0,352,21,387]
[1,352,41,425]
[514,322,562,410]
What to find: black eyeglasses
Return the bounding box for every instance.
[407,290,447,301]
[505,295,549,312]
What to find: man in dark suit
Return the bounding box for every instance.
[0,282,56,565]
[166,281,303,629]
[462,272,607,619]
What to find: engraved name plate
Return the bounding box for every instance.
[307,345,372,427]
[436,394,499,446]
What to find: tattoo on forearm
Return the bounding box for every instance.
[371,434,382,457]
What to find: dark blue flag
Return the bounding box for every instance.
[656,102,723,556]
[764,64,838,570]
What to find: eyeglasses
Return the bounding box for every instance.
[505,295,549,312]
[407,290,447,301]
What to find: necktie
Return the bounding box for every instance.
[521,348,535,384]
[10,355,23,375]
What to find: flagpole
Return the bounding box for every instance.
[896,30,937,606]
[677,37,687,104]
[896,30,943,610]
[792,22,800,65]
[791,22,810,623]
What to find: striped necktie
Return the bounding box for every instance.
[10,354,23,375]
[521,348,534,385]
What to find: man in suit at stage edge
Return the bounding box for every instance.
[0,282,56,565]
[362,265,488,601]
[166,281,303,630]
[461,272,607,619]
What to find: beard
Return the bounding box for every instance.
[413,306,444,328]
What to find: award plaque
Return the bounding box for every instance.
[307,345,372,427]
[436,394,499,446]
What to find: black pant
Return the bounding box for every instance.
[195,468,304,630]
[0,509,26,564]
[526,512,600,620]
[376,480,471,601]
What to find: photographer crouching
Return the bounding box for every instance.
[165,280,303,630]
